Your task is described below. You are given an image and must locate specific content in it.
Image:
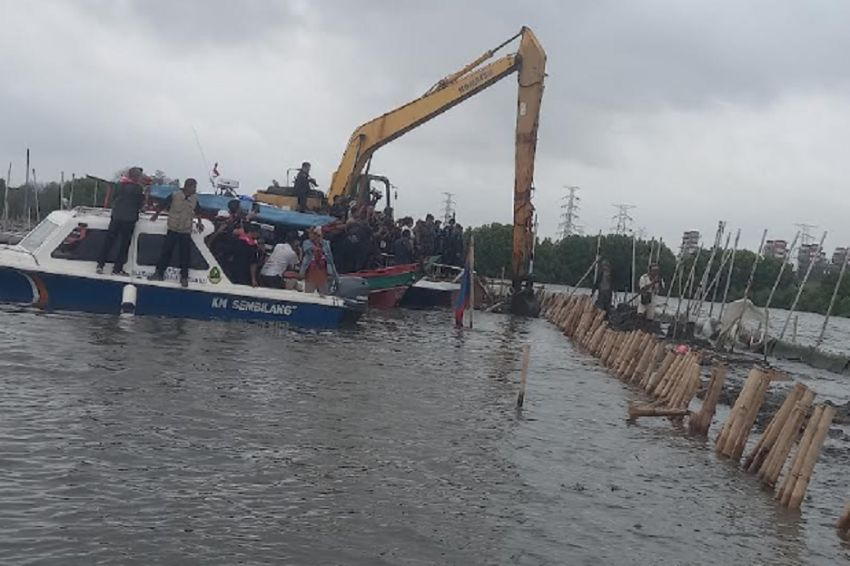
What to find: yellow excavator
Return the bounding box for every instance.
[257,27,546,313]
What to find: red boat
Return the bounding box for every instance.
[351,263,420,308]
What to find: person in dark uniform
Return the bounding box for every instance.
[96,166,146,275]
[592,259,614,313]
[293,162,318,212]
[391,229,414,265]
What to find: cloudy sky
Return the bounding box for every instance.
[2,0,849,252]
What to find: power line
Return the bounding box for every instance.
[441,192,456,224]
[558,185,581,238]
[611,203,636,235]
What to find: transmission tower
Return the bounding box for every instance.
[441,192,456,223]
[795,223,817,246]
[558,185,581,238]
[611,204,636,235]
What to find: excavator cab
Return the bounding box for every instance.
[355,174,395,222]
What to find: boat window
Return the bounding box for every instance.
[136,234,209,270]
[51,225,111,261]
[19,219,59,253]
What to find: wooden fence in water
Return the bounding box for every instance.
[538,291,848,534]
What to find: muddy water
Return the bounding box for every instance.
[1,306,849,564]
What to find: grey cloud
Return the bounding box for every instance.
[4,0,850,248]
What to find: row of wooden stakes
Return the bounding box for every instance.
[540,292,840,521]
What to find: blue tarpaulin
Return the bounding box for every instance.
[147,185,335,230]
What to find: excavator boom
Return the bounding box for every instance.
[327,27,546,298]
[327,53,519,202]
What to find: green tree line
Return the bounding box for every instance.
[468,223,850,317]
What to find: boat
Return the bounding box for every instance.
[400,263,461,309]
[0,208,364,328]
[353,263,420,308]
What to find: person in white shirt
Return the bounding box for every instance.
[259,232,300,289]
[638,264,663,321]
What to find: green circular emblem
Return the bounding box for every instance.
[209,266,222,284]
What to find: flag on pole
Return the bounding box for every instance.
[453,235,474,327]
[211,162,220,178]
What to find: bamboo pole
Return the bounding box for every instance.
[779,231,828,342]
[776,404,822,506]
[726,370,771,461]
[613,331,639,376]
[744,382,805,474]
[715,368,770,460]
[24,149,30,229]
[661,250,684,317]
[628,337,657,383]
[516,344,530,409]
[691,221,725,319]
[621,333,650,379]
[708,232,733,318]
[758,388,816,487]
[2,161,9,230]
[601,330,621,365]
[761,231,801,346]
[468,235,475,328]
[816,245,849,348]
[689,364,727,436]
[717,229,741,321]
[638,344,666,389]
[651,352,687,398]
[32,168,40,222]
[669,362,701,409]
[631,231,637,295]
[645,350,675,392]
[719,229,767,348]
[656,354,689,401]
[592,230,602,285]
[570,258,599,298]
[778,404,834,509]
[681,246,703,318]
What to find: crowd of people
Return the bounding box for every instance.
[94,164,466,294]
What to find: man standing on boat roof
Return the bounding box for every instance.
[148,178,204,287]
[294,162,318,213]
[96,166,147,276]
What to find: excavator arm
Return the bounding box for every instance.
[327,27,546,286]
[327,54,520,201]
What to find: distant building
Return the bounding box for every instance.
[832,247,848,266]
[762,239,788,260]
[798,243,826,270]
[681,230,700,256]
